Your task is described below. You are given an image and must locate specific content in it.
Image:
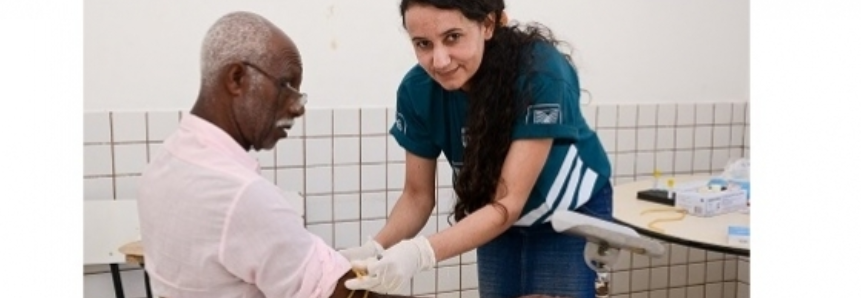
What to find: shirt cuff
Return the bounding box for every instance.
[305,236,352,298]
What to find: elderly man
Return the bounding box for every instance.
[136,11,418,298]
[137,10,569,298]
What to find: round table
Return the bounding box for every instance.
[612,175,750,256]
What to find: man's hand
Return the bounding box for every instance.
[338,239,384,262]
[344,236,436,293]
[330,267,420,298]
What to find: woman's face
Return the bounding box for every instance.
[404,5,494,91]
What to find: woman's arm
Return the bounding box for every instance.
[373,152,438,249]
[428,138,553,261]
[343,139,553,294]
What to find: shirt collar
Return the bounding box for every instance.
[180,113,261,173]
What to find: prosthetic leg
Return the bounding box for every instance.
[550,211,666,298]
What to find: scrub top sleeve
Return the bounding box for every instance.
[512,76,581,142]
[389,83,442,159]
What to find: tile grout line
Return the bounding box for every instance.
[358,109,364,242]
[329,110,336,247]
[730,104,739,158]
[671,104,678,176]
[302,111,309,228]
[710,103,717,174]
[272,119,279,191]
[109,112,117,201]
[690,105,698,174]
[741,103,750,158]
[633,105,639,178]
[145,112,151,164]
[652,105,660,175]
[385,108,391,223]
[664,243,670,296]
[613,105,619,185]
[651,105,659,178]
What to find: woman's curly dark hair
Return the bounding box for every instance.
[400,0,573,223]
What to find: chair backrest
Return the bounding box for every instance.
[84,199,141,265]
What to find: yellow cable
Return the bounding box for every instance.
[347,268,370,298]
[640,208,687,233]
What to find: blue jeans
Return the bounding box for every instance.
[477,183,614,298]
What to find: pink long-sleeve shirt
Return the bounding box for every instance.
[137,114,351,298]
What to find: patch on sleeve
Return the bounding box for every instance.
[394,112,407,134]
[527,104,562,124]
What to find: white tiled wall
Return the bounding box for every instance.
[83,101,750,298]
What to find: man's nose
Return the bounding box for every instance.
[289,104,305,117]
[432,47,451,70]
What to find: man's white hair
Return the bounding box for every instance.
[200,11,273,89]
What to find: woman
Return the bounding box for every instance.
[341,1,613,297]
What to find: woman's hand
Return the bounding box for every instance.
[338,239,384,262]
[344,236,436,293]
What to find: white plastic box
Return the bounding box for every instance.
[673,182,748,217]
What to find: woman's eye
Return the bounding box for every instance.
[446,33,461,42]
[414,40,430,48]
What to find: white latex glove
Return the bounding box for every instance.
[338,239,384,262]
[344,235,436,293]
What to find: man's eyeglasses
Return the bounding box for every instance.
[242,61,308,107]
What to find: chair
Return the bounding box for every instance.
[118,240,155,298]
[84,199,150,298]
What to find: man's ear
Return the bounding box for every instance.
[223,63,247,96]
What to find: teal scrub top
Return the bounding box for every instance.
[389,41,612,227]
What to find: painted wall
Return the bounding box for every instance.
[84,0,749,111]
